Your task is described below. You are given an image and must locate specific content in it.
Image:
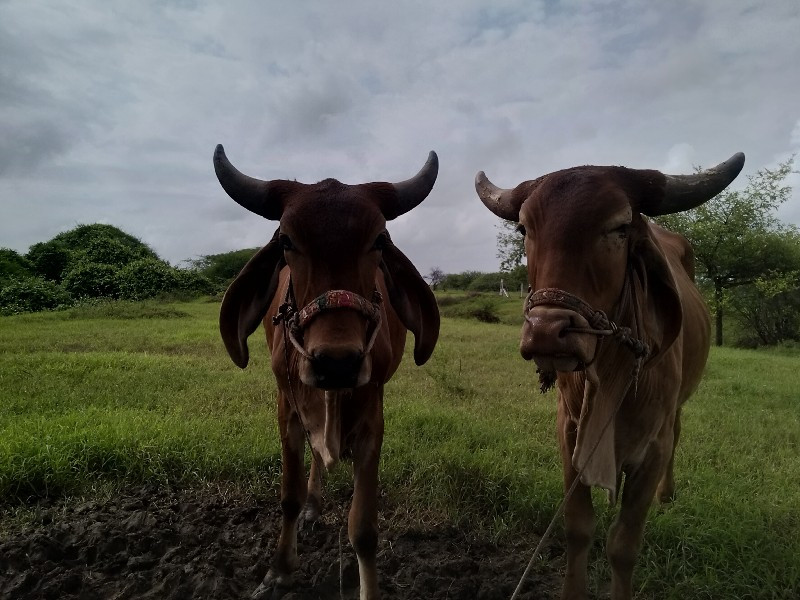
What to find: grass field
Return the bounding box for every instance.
[1,295,799,598]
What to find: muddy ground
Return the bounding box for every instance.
[0,485,561,599]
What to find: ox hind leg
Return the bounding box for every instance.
[606,441,667,600]
[253,393,307,599]
[559,405,596,600]
[657,407,681,503]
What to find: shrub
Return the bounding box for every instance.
[0,277,73,315]
[52,224,159,261]
[81,237,144,267]
[26,241,71,282]
[116,259,179,300]
[470,301,501,323]
[0,248,34,286]
[190,248,259,286]
[62,262,121,299]
[173,269,217,296]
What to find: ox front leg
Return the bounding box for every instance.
[349,398,384,600]
[253,393,307,599]
[606,444,666,600]
[559,406,595,600]
[302,455,323,524]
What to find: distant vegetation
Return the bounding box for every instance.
[0,224,215,315]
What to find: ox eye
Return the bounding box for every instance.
[372,232,389,251]
[516,224,527,236]
[609,223,630,238]
[279,234,294,251]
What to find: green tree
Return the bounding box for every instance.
[496,220,525,272]
[190,248,259,288]
[658,157,799,346]
[0,248,34,286]
[26,241,71,282]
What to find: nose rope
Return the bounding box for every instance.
[272,279,384,362]
[526,287,649,360]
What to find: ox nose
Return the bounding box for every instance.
[311,349,365,390]
[521,307,596,372]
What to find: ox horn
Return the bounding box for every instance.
[649,152,746,216]
[213,144,284,220]
[384,151,439,220]
[475,171,520,222]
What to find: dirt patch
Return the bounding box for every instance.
[0,485,560,599]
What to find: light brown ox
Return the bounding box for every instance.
[214,145,440,600]
[475,153,745,600]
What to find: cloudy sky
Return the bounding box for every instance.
[2,0,799,275]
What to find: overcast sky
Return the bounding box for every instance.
[2,0,799,275]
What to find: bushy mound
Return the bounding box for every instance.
[0,277,73,315]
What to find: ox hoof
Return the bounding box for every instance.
[300,497,322,526]
[251,570,292,600]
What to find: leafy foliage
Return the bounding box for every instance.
[116,259,179,300]
[52,224,159,262]
[0,277,73,315]
[62,262,121,299]
[25,241,71,282]
[496,220,525,272]
[0,249,34,286]
[190,248,259,288]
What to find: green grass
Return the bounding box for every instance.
[1,298,799,598]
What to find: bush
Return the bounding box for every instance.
[190,248,259,287]
[26,241,71,282]
[81,237,144,267]
[62,262,121,299]
[470,301,501,323]
[0,248,34,286]
[116,259,179,300]
[52,224,159,261]
[173,269,216,296]
[0,277,73,315]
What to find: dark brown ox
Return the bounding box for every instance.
[215,145,440,600]
[476,153,744,600]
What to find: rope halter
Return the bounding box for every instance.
[526,287,650,360]
[272,279,384,362]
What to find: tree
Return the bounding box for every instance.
[190,248,259,288]
[496,220,525,272]
[657,157,799,345]
[426,267,445,290]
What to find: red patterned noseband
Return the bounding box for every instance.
[272,281,384,362]
[297,289,383,329]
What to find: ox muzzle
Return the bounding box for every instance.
[273,282,383,390]
[521,287,650,378]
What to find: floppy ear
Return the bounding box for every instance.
[379,242,440,365]
[220,228,285,368]
[629,219,683,362]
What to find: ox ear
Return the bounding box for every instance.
[379,242,440,365]
[630,219,683,361]
[219,228,285,368]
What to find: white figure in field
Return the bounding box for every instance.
[499,278,509,298]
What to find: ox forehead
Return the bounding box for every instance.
[278,180,389,252]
